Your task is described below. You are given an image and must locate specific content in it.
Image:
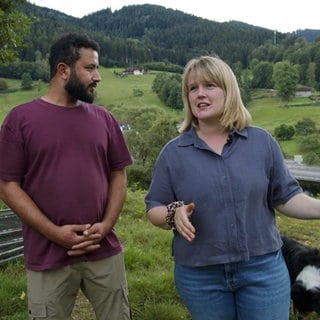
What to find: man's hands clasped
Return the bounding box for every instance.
[53,222,109,256]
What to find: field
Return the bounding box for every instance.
[1,69,320,319]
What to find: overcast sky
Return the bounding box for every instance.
[28,0,319,33]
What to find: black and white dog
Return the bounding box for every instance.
[281,235,320,319]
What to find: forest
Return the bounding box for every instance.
[1,1,320,92]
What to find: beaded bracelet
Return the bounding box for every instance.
[166,201,184,230]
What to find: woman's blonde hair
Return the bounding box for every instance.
[178,56,252,133]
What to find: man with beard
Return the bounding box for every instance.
[0,33,133,319]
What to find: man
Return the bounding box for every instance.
[0,33,132,319]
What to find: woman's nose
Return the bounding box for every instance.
[197,85,206,96]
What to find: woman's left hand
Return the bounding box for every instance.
[175,203,195,241]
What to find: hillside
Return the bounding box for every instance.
[81,4,277,65]
[19,2,283,67]
[292,29,320,42]
[2,3,320,101]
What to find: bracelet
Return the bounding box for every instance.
[166,201,184,230]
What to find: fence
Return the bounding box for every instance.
[0,209,23,266]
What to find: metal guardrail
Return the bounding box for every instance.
[0,209,23,265]
[285,160,320,182]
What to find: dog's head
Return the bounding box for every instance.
[291,265,320,315]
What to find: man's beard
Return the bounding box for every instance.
[65,71,96,103]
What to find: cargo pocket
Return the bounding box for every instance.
[28,302,47,319]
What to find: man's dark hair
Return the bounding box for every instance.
[49,33,100,79]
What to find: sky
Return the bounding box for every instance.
[28,0,319,33]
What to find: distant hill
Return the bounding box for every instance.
[18,3,284,67]
[2,3,320,125]
[291,29,320,42]
[80,4,286,67]
[11,2,320,71]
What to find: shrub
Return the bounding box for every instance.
[0,78,8,91]
[274,124,295,140]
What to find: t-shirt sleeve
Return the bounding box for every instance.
[0,116,25,182]
[106,112,133,171]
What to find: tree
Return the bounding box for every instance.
[0,0,30,63]
[304,151,320,166]
[295,118,317,136]
[272,61,299,102]
[251,61,273,89]
[21,72,32,90]
[239,70,252,106]
[0,79,8,91]
[306,62,316,88]
[274,124,295,141]
[127,116,179,189]
[110,104,180,189]
[153,72,183,109]
[298,133,320,153]
[167,80,183,109]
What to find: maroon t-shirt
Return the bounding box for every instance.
[0,98,132,270]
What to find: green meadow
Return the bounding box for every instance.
[1,68,320,319]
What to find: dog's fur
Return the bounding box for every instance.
[281,235,320,319]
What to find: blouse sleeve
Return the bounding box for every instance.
[145,147,176,211]
[268,134,302,207]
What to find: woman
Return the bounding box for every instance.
[145,55,320,320]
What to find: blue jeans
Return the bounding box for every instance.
[174,250,290,320]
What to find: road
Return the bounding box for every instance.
[285,160,320,182]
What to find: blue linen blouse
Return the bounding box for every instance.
[145,126,302,267]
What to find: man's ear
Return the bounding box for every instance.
[56,63,70,80]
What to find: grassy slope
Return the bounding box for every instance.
[249,96,320,157]
[1,70,320,319]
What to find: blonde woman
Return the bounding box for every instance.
[145,56,320,319]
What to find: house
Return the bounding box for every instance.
[123,67,147,75]
[295,85,312,97]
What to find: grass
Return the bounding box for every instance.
[0,190,191,320]
[95,69,159,106]
[0,261,27,320]
[249,96,320,133]
[1,70,320,319]
[1,192,320,319]
[248,96,320,158]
